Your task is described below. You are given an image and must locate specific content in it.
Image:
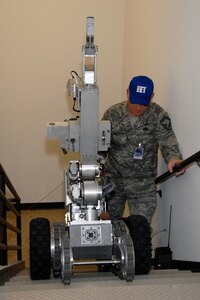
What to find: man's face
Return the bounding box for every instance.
[127,89,152,116]
[128,102,148,116]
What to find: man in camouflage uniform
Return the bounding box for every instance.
[103,75,184,224]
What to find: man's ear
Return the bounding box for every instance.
[148,93,154,105]
[127,89,130,99]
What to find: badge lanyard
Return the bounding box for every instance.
[134,143,144,160]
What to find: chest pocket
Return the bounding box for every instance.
[112,130,128,146]
[134,122,156,139]
[127,123,157,153]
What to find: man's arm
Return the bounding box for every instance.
[155,109,184,176]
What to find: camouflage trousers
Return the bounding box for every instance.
[107,177,157,224]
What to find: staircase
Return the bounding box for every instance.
[0,164,25,284]
[1,268,200,299]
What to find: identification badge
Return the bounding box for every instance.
[134,143,144,160]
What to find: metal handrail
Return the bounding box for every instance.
[0,164,22,266]
[155,150,200,185]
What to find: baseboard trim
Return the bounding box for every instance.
[152,258,200,272]
[172,260,200,272]
[20,202,64,210]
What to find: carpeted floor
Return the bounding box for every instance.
[1,268,200,300]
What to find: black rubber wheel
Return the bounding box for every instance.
[124,215,152,275]
[30,218,51,280]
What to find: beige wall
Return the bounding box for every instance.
[123,0,200,261]
[2,0,200,261]
[0,0,126,203]
[122,0,171,108]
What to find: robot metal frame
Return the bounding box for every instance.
[29,17,151,285]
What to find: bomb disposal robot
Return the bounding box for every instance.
[29,17,152,284]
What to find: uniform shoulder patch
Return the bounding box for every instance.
[160,116,172,131]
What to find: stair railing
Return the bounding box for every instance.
[0,164,22,266]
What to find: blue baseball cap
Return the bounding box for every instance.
[129,76,154,106]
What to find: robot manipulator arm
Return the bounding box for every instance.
[65,159,115,222]
[48,17,114,223]
[66,160,102,206]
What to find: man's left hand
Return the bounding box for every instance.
[167,159,186,176]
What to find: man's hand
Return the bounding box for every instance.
[167,159,186,176]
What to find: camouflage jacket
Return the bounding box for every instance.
[102,101,182,180]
